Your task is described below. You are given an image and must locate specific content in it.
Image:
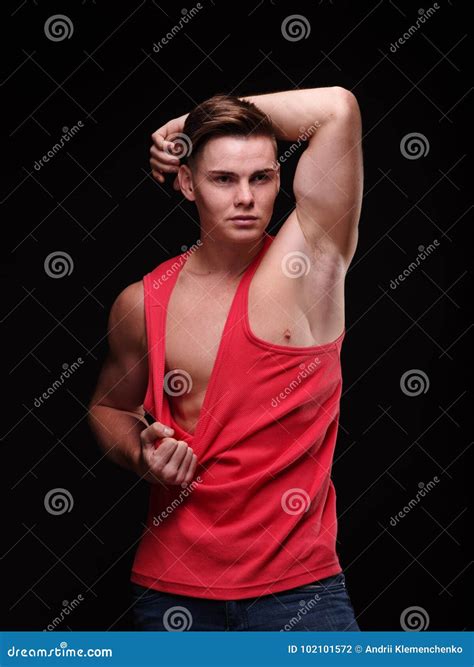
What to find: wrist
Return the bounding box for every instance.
[134,448,147,478]
[177,112,189,129]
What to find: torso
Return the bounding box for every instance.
[157,240,346,437]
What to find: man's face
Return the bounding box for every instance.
[180,135,280,243]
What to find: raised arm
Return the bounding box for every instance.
[241,87,363,267]
[149,87,363,266]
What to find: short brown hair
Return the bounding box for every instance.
[181,93,277,169]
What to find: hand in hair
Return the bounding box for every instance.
[150,113,189,189]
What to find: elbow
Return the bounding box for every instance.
[328,86,360,123]
[87,394,102,424]
[87,402,98,429]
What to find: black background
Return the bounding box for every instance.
[2,0,471,631]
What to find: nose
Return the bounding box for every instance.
[234,181,254,207]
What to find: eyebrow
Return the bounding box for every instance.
[207,168,276,177]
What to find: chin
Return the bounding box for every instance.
[227,227,265,242]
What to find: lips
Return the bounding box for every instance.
[230,216,258,220]
[231,218,257,226]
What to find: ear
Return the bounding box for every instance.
[178,164,196,201]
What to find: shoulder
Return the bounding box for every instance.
[110,281,144,320]
[108,281,145,352]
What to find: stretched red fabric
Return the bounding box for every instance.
[130,234,345,600]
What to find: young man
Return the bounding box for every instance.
[88,87,363,631]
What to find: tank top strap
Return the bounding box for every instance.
[229,234,274,326]
[144,253,189,306]
[142,254,187,420]
[143,240,273,419]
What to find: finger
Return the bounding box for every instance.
[178,447,196,483]
[151,169,164,184]
[151,132,176,155]
[150,131,167,151]
[182,453,198,486]
[150,158,179,174]
[151,437,180,465]
[150,145,180,164]
[161,441,189,478]
[175,447,194,485]
[141,421,175,446]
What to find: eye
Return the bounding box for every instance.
[253,173,269,182]
[216,175,230,183]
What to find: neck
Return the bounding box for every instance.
[187,234,266,277]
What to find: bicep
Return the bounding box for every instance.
[89,283,148,415]
[293,90,363,265]
[91,349,148,415]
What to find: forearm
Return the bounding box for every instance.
[241,87,346,142]
[88,405,147,476]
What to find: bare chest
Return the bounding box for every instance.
[163,270,315,435]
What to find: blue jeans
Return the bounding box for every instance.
[130,572,360,631]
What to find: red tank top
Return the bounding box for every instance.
[130,234,345,599]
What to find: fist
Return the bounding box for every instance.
[150,113,189,188]
[138,421,197,487]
